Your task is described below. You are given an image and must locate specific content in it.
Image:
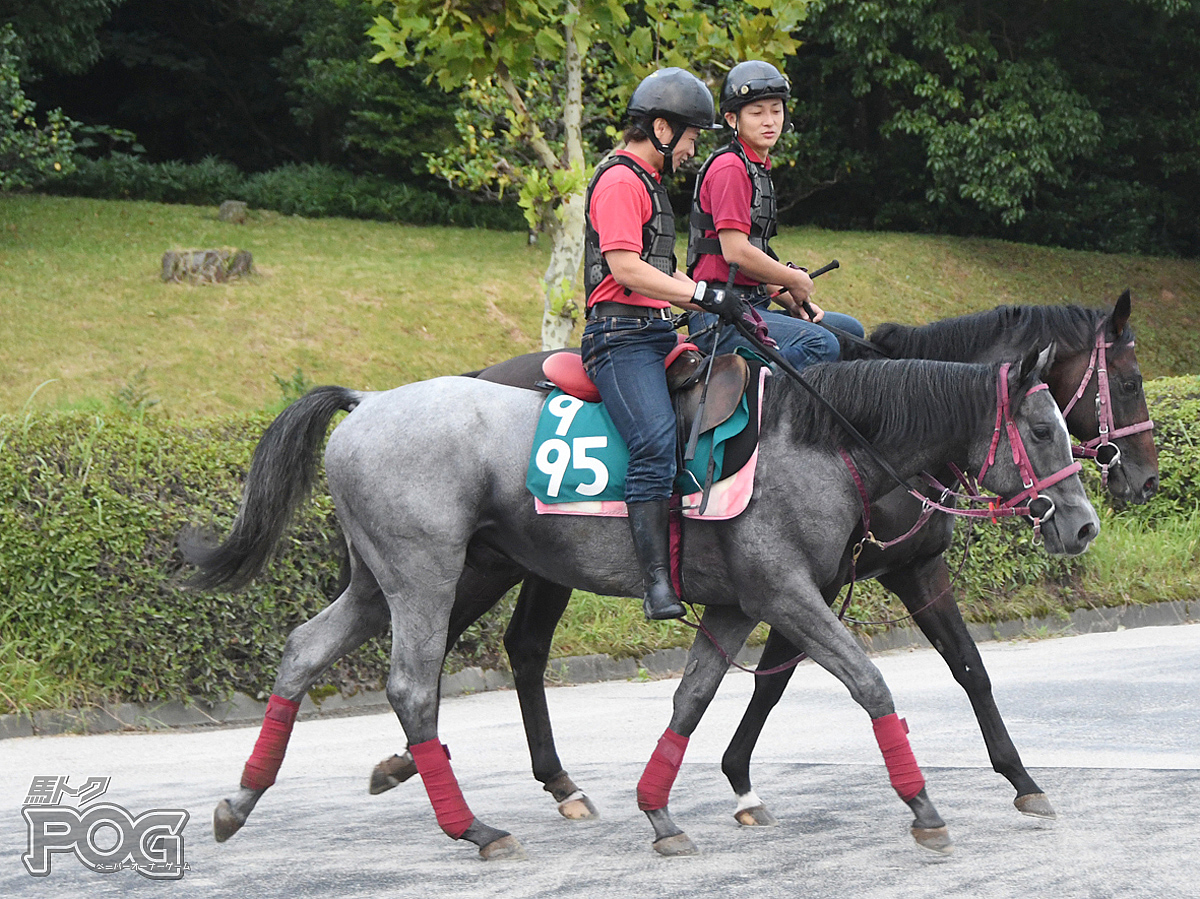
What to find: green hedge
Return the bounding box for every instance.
[0,408,508,715]
[41,155,525,231]
[1,377,1196,715]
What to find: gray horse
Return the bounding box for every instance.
[183,347,1099,861]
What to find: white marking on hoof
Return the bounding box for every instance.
[557,791,599,820]
[733,791,778,826]
[735,790,763,813]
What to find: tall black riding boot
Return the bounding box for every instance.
[626,500,685,620]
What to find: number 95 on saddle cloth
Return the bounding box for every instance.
[526,366,767,521]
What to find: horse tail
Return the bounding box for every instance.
[179,385,362,592]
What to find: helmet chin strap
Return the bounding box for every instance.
[647,119,684,176]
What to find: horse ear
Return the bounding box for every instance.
[1011,344,1054,409]
[1108,289,1132,340]
[1015,343,1053,383]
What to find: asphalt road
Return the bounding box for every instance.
[2,623,1198,899]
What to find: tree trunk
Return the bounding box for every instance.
[540,6,587,351]
[541,191,586,349]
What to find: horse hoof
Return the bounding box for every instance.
[213,799,246,843]
[653,833,699,857]
[369,753,417,795]
[911,825,953,855]
[479,834,526,861]
[557,795,599,820]
[734,805,778,827]
[1014,792,1056,819]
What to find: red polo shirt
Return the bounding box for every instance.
[587,151,671,309]
[691,139,769,288]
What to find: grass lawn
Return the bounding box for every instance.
[2,193,1197,416]
[1,194,1197,711]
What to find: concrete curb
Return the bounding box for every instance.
[2,599,1194,741]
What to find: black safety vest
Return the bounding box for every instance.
[686,140,778,276]
[584,154,677,300]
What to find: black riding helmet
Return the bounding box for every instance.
[627,67,721,175]
[720,60,792,132]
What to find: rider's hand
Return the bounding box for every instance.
[692,281,746,322]
[797,298,826,323]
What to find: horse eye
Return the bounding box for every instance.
[1032,425,1053,441]
[1120,380,1140,395]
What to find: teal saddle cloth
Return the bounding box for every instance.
[526,387,751,505]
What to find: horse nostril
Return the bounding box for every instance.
[1078,522,1099,545]
[1144,476,1159,497]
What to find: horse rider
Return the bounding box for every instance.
[582,67,741,621]
[686,59,865,367]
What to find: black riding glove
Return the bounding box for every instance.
[692,281,746,322]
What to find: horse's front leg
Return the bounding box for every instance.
[503,576,599,819]
[879,554,1054,818]
[214,576,390,842]
[720,627,800,827]
[763,591,953,855]
[639,606,759,856]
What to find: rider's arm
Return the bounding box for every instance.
[716,230,819,319]
[604,250,704,311]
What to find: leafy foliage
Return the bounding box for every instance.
[0,24,76,191]
[1123,377,1200,521]
[0,0,126,76]
[369,0,807,218]
[43,154,524,229]
[0,406,513,715]
[778,0,1200,256]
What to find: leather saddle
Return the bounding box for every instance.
[541,338,751,440]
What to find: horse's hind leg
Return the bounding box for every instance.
[369,558,523,796]
[503,576,599,820]
[880,554,1054,818]
[719,627,800,827]
[380,574,524,860]
[214,569,390,842]
[639,607,759,856]
[369,566,596,820]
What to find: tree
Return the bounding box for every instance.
[775,0,1200,256]
[1,24,76,191]
[0,0,126,76]
[247,0,457,179]
[368,0,810,349]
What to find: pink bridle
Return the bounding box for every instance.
[975,362,1082,534]
[843,362,1083,551]
[1061,322,1155,487]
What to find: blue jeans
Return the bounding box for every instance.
[687,303,865,369]
[581,316,678,504]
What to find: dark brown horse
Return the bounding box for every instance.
[367,293,1156,833]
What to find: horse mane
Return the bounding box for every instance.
[762,358,998,453]
[867,304,1127,361]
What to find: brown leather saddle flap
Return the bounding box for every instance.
[671,352,750,438]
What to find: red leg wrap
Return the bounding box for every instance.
[410,738,474,839]
[637,728,689,811]
[873,713,925,801]
[241,694,301,791]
